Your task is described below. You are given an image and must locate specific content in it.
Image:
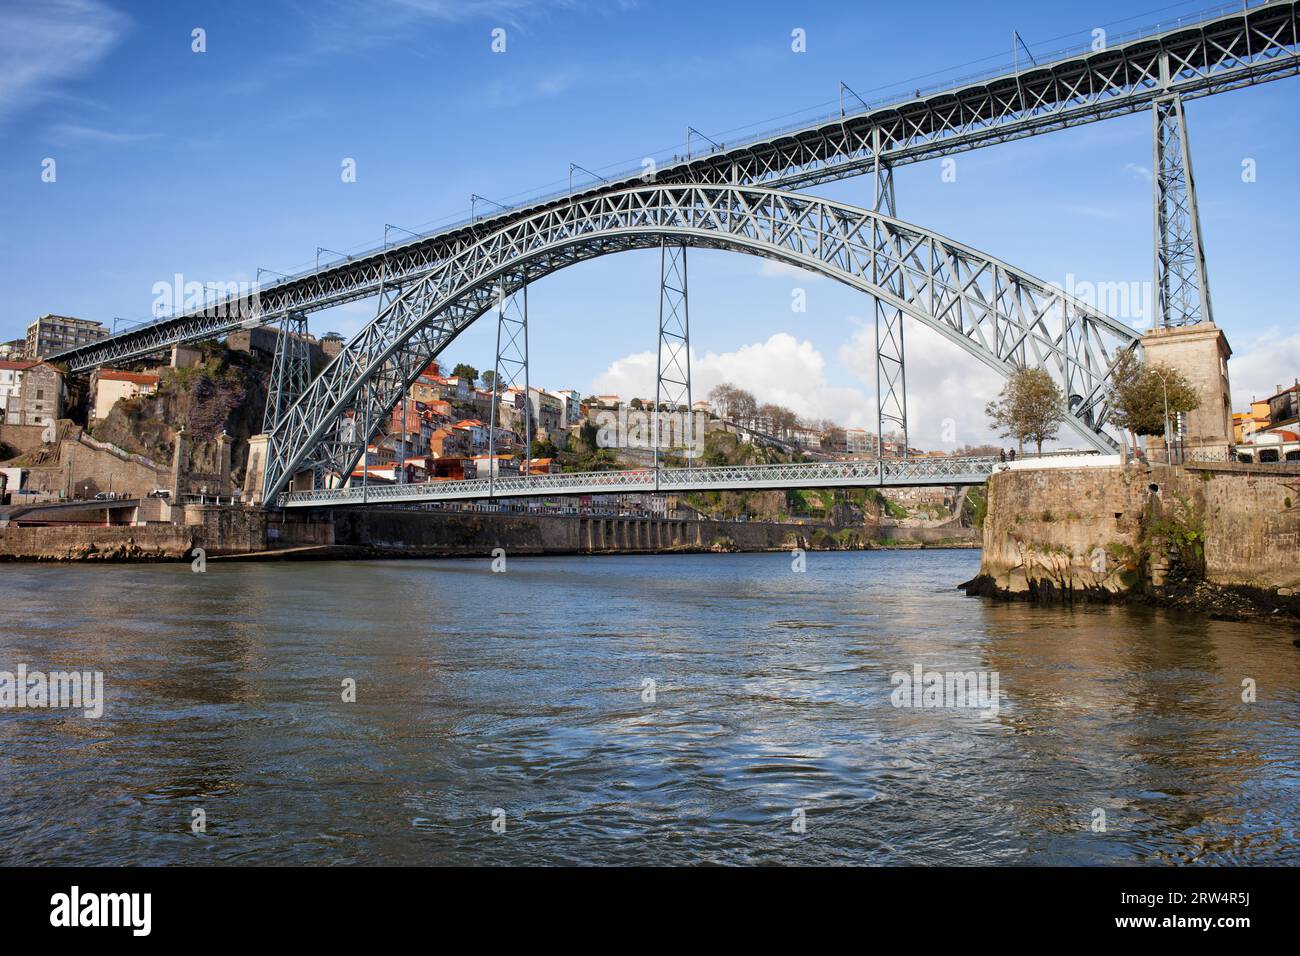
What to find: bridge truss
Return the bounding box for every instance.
[258,184,1139,500]
[279,456,1000,508]
[52,1,1299,371]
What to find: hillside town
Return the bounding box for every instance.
[0,312,960,528]
[3,312,1299,538]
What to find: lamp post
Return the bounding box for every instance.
[1152,366,1173,463]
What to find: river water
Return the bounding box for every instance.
[0,550,1296,865]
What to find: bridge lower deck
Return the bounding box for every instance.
[278,458,999,508]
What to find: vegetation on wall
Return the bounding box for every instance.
[1142,491,1206,584]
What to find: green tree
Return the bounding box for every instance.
[452,363,479,385]
[985,367,1065,454]
[1106,349,1200,440]
[480,370,497,391]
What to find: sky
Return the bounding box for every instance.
[1,0,1297,448]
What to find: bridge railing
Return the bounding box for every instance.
[276,456,1002,507]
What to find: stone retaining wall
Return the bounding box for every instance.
[972,462,1300,597]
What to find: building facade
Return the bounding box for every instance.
[25,315,108,358]
[547,388,584,428]
[90,369,161,421]
[1,361,64,427]
[527,387,564,438]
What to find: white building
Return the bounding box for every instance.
[547,388,584,427]
[0,360,29,423]
[845,427,877,455]
[90,369,161,421]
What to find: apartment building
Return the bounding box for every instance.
[25,314,108,358]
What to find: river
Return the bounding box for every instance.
[1,550,1296,865]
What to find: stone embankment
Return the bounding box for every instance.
[962,461,1300,626]
[0,504,974,562]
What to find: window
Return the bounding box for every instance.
[35,389,43,400]
[1260,449,1280,463]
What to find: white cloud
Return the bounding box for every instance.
[1124,162,1153,183]
[590,323,1013,448]
[50,123,158,145]
[591,332,870,426]
[1229,327,1300,406]
[838,320,1006,448]
[0,0,126,123]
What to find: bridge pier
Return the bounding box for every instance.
[655,241,692,468]
[872,130,908,458]
[1139,322,1233,461]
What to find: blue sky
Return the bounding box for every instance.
[1,0,1297,446]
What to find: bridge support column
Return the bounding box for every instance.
[1152,91,1213,329]
[264,312,311,435]
[655,241,692,473]
[872,146,907,459]
[260,311,314,503]
[244,434,270,505]
[1139,322,1233,461]
[488,278,530,496]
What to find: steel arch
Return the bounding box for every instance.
[262,184,1140,499]
[52,1,1298,373]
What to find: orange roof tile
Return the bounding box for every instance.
[97,369,160,385]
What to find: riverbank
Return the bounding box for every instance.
[0,505,977,562]
[962,572,1300,627]
[963,460,1300,627]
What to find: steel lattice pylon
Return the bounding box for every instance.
[655,242,691,469]
[263,312,311,435]
[487,278,530,494]
[259,184,1141,500]
[310,272,408,495]
[871,147,907,458]
[1153,93,1213,328]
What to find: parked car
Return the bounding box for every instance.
[147,489,171,499]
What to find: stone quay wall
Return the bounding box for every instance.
[971,462,1300,599]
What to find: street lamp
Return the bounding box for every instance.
[1151,366,1173,464]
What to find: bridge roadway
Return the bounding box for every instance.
[278,456,1001,508]
[0,497,142,527]
[54,0,1300,372]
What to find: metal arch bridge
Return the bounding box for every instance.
[51,0,1300,372]
[41,1,1300,506]
[259,183,1139,499]
[279,457,1000,508]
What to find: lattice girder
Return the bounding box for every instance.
[261,184,1139,499]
